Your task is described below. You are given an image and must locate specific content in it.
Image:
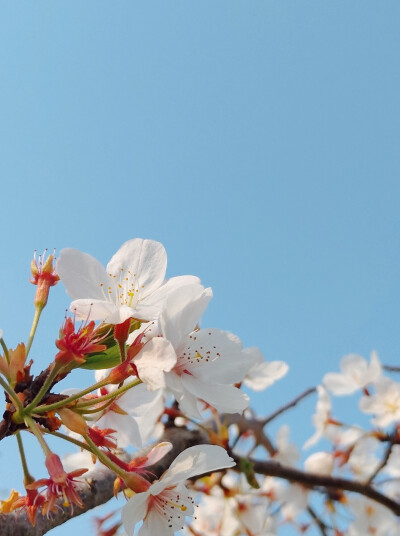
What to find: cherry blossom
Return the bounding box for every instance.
[359,377,400,427]
[242,346,289,391]
[121,445,235,536]
[323,351,381,395]
[133,283,251,417]
[57,238,199,323]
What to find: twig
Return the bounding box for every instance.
[383,365,400,373]
[262,387,317,425]
[366,430,396,485]
[307,506,328,536]
[240,456,400,517]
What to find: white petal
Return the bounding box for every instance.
[323,372,357,395]
[159,445,235,488]
[107,239,167,300]
[122,492,150,536]
[139,508,174,536]
[160,284,213,349]
[96,412,142,448]
[304,452,334,475]
[135,338,177,390]
[340,354,367,376]
[57,248,110,301]
[143,442,173,466]
[69,298,119,322]
[245,360,289,391]
[369,351,382,382]
[145,275,201,307]
[181,374,249,414]
[179,329,249,384]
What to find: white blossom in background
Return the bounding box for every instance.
[384,445,400,478]
[57,238,199,323]
[323,351,381,395]
[279,484,309,521]
[242,347,289,391]
[121,445,235,536]
[184,493,228,536]
[359,377,400,427]
[304,451,334,475]
[347,497,399,536]
[272,425,300,467]
[303,386,333,449]
[346,436,381,481]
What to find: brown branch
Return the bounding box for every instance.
[307,506,328,536]
[0,427,208,535]
[220,413,276,455]
[366,430,396,485]
[262,387,317,425]
[240,456,400,517]
[383,365,400,373]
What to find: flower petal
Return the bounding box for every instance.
[69,298,120,322]
[160,284,213,350]
[181,329,248,384]
[106,239,167,300]
[139,508,174,536]
[122,492,150,536]
[159,445,235,488]
[181,374,249,415]
[135,338,177,390]
[57,248,110,301]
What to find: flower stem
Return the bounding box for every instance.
[48,430,93,453]
[16,431,34,483]
[0,337,10,365]
[24,415,51,456]
[26,304,44,358]
[76,378,141,409]
[83,434,129,479]
[33,377,110,414]
[0,375,24,413]
[24,364,61,414]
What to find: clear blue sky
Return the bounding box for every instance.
[0,2,399,535]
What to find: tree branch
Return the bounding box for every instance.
[262,387,317,425]
[242,456,400,517]
[0,427,208,535]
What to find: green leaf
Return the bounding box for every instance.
[239,457,260,489]
[81,345,121,370]
[80,319,142,370]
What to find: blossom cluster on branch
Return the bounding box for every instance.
[0,238,399,536]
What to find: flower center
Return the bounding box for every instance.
[99,268,145,309]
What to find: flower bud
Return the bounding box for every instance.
[58,408,88,436]
[30,252,60,308]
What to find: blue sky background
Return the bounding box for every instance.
[0,2,399,535]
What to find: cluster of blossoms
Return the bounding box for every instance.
[0,239,398,536]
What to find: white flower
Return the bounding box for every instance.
[359,377,400,427]
[303,386,333,449]
[323,351,381,395]
[272,425,300,467]
[346,436,381,481]
[304,451,334,475]
[347,497,399,535]
[242,347,288,391]
[121,445,235,536]
[384,445,400,478]
[134,283,250,417]
[57,238,199,323]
